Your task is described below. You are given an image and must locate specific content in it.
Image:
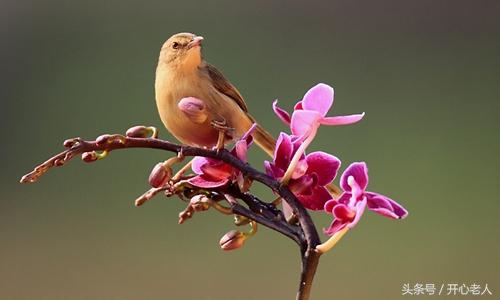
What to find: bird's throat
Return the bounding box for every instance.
[181,48,202,72]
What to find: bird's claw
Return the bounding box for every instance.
[211,119,234,152]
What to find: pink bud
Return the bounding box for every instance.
[149,162,172,188]
[178,97,207,123]
[219,230,246,251]
[126,126,149,138]
[63,138,79,148]
[96,134,112,146]
[178,208,193,224]
[82,152,98,163]
[54,158,65,166]
[189,195,211,212]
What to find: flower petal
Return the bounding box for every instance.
[340,162,369,192]
[320,113,365,126]
[324,199,338,214]
[292,158,308,179]
[191,156,209,175]
[200,160,233,180]
[305,151,341,186]
[366,192,409,219]
[240,123,258,145]
[264,161,285,179]
[187,175,229,188]
[272,100,291,125]
[289,174,316,196]
[336,192,352,205]
[324,219,347,236]
[302,83,334,117]
[294,101,304,110]
[234,140,248,162]
[297,186,332,210]
[274,133,294,169]
[291,110,322,136]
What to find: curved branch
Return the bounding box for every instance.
[20,134,320,245]
[20,132,322,300]
[230,202,301,246]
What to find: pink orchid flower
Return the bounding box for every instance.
[187,124,256,189]
[265,132,341,210]
[324,162,408,236]
[273,83,365,137]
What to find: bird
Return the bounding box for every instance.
[155,32,342,197]
[155,32,276,156]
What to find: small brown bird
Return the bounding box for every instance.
[155,32,276,156]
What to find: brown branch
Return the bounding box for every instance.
[20,131,322,300]
[230,202,302,246]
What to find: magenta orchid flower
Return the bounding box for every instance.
[323,162,408,236]
[187,124,256,189]
[273,83,365,137]
[265,132,341,210]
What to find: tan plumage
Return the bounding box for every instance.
[155,32,275,156]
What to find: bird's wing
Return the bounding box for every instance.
[206,63,248,112]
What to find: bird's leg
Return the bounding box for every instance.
[211,119,234,151]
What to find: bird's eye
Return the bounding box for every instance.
[172,42,180,49]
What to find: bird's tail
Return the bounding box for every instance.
[253,123,276,157]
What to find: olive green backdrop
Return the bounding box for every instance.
[1,0,499,299]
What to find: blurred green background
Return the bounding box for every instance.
[1,0,499,299]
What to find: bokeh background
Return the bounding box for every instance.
[1,0,499,299]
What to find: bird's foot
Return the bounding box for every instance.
[211,119,234,152]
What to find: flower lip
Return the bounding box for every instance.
[333,204,356,221]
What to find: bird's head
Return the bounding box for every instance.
[159,32,204,71]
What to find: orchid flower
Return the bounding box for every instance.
[265,132,341,210]
[273,83,365,184]
[273,83,365,137]
[187,124,256,190]
[323,162,408,236]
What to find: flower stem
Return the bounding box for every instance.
[20,131,325,300]
[296,248,322,300]
[315,227,349,254]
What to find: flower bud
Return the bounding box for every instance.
[126,126,152,138]
[219,230,246,251]
[96,134,112,146]
[178,207,193,224]
[189,194,211,212]
[54,158,65,166]
[63,138,79,148]
[149,162,172,188]
[82,151,98,163]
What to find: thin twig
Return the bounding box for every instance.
[20,132,323,300]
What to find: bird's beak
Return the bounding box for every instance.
[187,36,204,49]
